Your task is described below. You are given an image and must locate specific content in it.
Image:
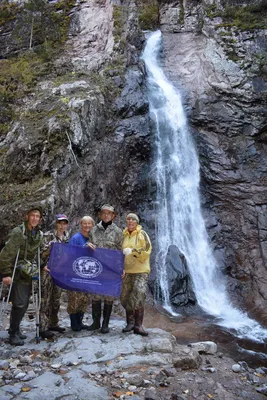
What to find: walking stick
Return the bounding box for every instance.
[0,249,20,327]
[32,247,41,344]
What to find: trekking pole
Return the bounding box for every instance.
[32,247,42,344]
[0,249,20,327]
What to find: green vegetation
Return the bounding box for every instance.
[205,4,218,19]
[179,0,185,25]
[0,177,52,204]
[0,0,75,136]
[137,1,159,30]
[113,5,125,44]
[0,1,19,26]
[207,0,267,30]
[220,2,267,30]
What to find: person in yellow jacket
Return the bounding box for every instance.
[120,213,152,336]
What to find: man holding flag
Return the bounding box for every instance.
[87,204,123,333]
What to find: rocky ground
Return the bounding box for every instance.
[1,297,267,400]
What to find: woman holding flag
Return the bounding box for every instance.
[67,215,95,331]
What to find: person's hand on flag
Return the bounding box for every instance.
[123,248,132,256]
[43,265,50,273]
[87,242,96,250]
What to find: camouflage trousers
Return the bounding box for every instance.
[120,273,148,312]
[67,291,90,314]
[91,294,114,305]
[40,271,62,331]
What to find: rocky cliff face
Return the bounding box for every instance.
[158,0,267,319]
[0,0,267,322]
[0,0,152,238]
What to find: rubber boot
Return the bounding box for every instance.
[101,303,113,334]
[78,312,89,329]
[133,308,148,336]
[8,329,27,339]
[9,307,25,345]
[87,301,101,331]
[70,313,81,331]
[122,311,135,333]
[40,330,55,339]
[9,332,24,346]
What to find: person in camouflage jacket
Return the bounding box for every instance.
[87,204,123,333]
[40,214,70,339]
[0,206,43,346]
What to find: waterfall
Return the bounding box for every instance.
[142,30,267,342]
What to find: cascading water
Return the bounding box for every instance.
[142,30,267,342]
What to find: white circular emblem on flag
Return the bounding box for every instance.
[73,257,103,278]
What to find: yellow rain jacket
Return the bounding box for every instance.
[122,225,152,274]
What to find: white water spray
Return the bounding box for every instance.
[142,30,267,342]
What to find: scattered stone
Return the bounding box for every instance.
[256,385,267,395]
[19,355,33,364]
[14,372,26,379]
[144,387,158,400]
[128,385,137,392]
[232,364,242,373]
[162,367,176,377]
[0,360,9,370]
[173,345,201,370]
[256,367,266,375]
[238,361,249,371]
[51,364,61,369]
[189,341,217,355]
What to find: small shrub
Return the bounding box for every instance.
[138,4,159,30]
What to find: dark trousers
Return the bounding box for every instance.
[9,280,32,335]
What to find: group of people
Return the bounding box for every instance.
[0,204,152,346]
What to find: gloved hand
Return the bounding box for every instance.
[123,248,132,256]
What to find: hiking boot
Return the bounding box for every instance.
[87,301,101,331]
[40,330,55,339]
[9,333,24,346]
[101,303,113,334]
[49,326,65,333]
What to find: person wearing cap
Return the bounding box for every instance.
[67,215,95,331]
[120,213,152,336]
[87,204,123,333]
[0,206,43,345]
[40,214,70,339]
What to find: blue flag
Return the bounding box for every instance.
[48,243,124,298]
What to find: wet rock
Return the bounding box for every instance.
[163,245,196,307]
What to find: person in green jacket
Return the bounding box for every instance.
[0,206,43,346]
